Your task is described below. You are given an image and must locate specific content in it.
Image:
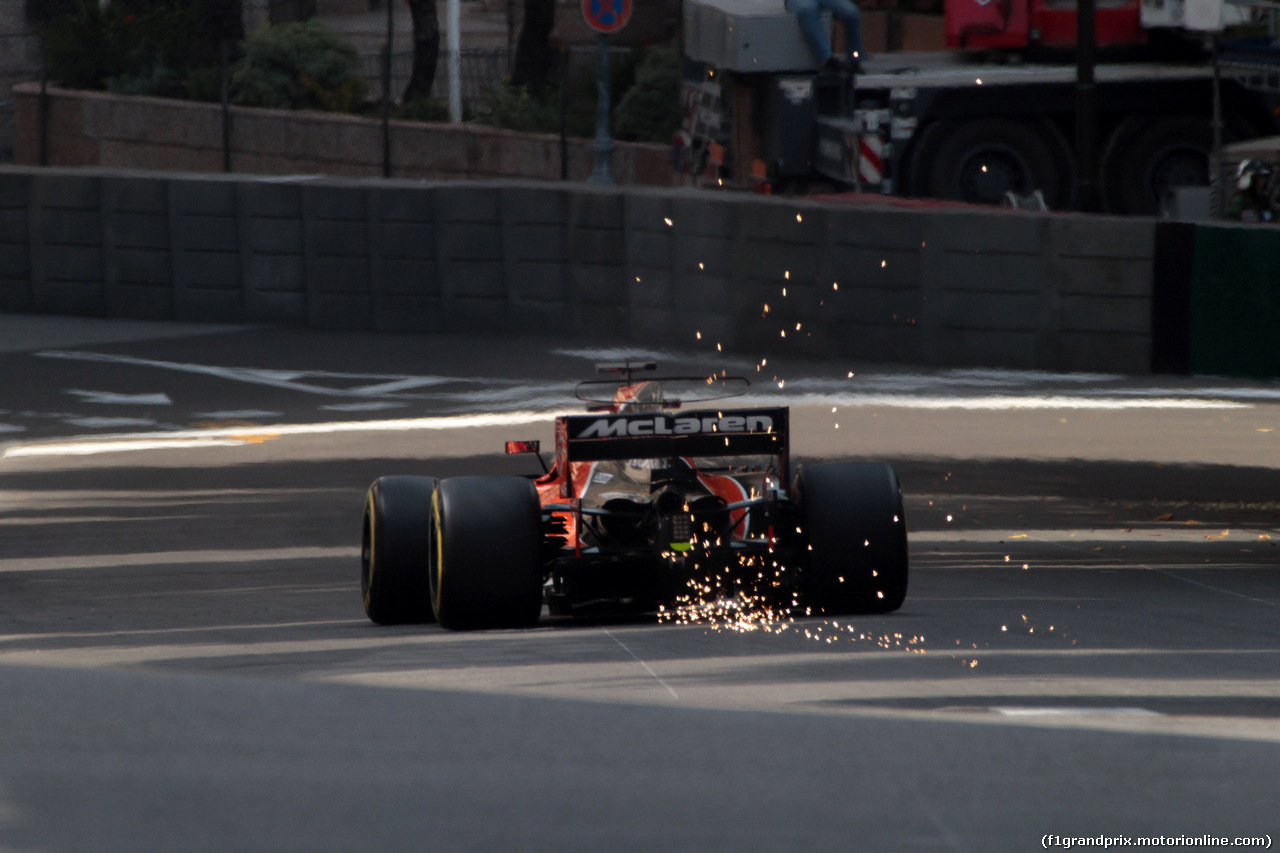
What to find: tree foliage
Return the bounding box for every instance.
[613,45,681,142]
[231,20,368,111]
[480,44,680,144]
[41,0,219,97]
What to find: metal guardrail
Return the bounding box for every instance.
[360,47,511,107]
[1219,37,1280,94]
[1223,62,1280,94]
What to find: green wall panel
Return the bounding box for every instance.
[1190,225,1280,378]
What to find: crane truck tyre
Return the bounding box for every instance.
[1100,114,1212,215]
[794,462,909,615]
[909,117,1073,209]
[429,476,544,631]
[362,476,438,625]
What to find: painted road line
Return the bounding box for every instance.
[739,393,1249,410]
[38,350,483,399]
[0,545,360,573]
[193,410,284,419]
[993,707,1162,717]
[65,390,173,406]
[63,417,158,429]
[1,409,577,458]
[33,350,1268,412]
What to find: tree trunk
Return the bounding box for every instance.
[511,0,555,90]
[402,0,440,103]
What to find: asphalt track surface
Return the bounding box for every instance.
[1,314,1279,852]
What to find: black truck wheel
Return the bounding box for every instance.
[794,462,908,615]
[1100,114,1210,216]
[910,117,1071,209]
[429,476,544,631]
[361,476,437,625]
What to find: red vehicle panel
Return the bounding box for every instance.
[947,0,1145,50]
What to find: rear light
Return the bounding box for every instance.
[668,513,693,550]
[505,440,540,454]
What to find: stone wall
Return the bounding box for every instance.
[12,83,676,185]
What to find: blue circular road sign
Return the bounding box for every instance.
[583,0,632,33]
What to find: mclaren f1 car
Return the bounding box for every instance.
[361,361,908,630]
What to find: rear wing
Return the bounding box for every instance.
[557,406,789,467]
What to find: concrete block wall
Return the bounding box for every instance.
[239,181,308,326]
[28,171,105,316]
[0,164,31,311]
[103,175,174,319]
[618,194,1155,372]
[504,186,570,333]
[1047,215,1154,371]
[821,205,922,363]
[369,185,437,333]
[304,182,373,330]
[622,193,677,345]
[921,211,1046,367]
[0,166,1158,374]
[12,83,676,187]
[437,185,506,333]
[170,179,244,322]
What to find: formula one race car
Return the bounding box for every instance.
[361,362,908,630]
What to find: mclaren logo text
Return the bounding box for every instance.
[576,414,774,439]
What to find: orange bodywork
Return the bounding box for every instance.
[534,455,750,551]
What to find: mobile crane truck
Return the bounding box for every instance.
[679,0,1280,213]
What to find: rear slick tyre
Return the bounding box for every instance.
[795,461,908,615]
[430,476,544,631]
[362,476,437,625]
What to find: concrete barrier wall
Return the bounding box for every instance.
[0,166,1158,373]
[11,83,675,186]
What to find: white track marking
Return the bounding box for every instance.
[740,393,1248,410]
[192,410,283,419]
[994,707,1161,717]
[65,390,172,406]
[603,628,679,699]
[1154,571,1280,608]
[62,417,158,429]
[0,545,358,573]
[2,410,577,458]
[33,350,1270,414]
[39,351,480,399]
[7,438,246,456]
[350,377,460,395]
[1108,386,1280,401]
[320,402,408,412]
[554,346,684,362]
[1021,534,1280,607]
